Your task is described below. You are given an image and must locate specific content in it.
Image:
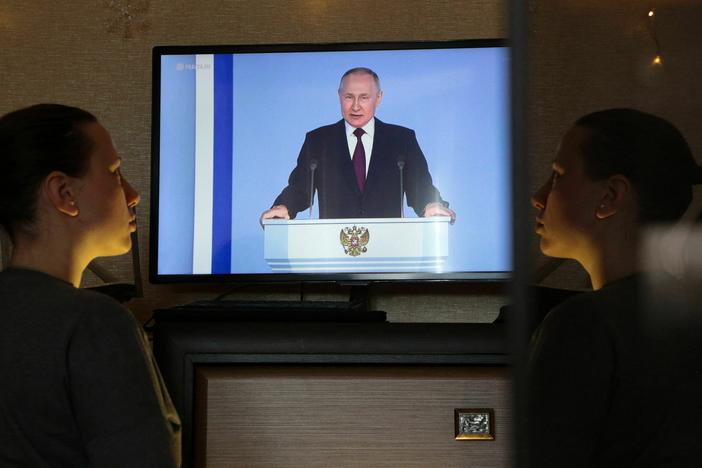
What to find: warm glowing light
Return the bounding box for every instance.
[647,9,662,67]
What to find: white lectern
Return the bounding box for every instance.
[262,217,450,273]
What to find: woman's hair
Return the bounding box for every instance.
[0,103,97,239]
[576,108,701,224]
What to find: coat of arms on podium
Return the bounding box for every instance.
[340,226,370,257]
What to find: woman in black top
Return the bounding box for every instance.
[0,104,180,467]
[528,108,702,467]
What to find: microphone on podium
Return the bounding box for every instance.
[396,155,406,218]
[309,159,318,219]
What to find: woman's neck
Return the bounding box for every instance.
[9,236,87,288]
[583,231,641,290]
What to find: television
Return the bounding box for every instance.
[150,40,511,284]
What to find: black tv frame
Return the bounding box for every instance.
[149,39,510,285]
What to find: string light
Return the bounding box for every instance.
[646,8,663,67]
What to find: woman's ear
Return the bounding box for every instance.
[44,171,79,217]
[596,174,631,220]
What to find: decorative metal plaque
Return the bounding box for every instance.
[339,225,369,257]
[454,408,495,440]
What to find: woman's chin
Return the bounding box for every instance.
[103,237,133,257]
[539,238,564,258]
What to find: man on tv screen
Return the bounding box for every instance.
[260,67,457,222]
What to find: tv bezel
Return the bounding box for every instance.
[149,39,511,284]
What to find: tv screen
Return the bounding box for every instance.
[150,40,511,283]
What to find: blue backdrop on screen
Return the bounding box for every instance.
[158,55,195,274]
[158,48,511,274]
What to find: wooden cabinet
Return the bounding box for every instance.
[153,318,509,467]
[196,365,510,467]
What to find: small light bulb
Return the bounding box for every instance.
[652,55,662,65]
[648,10,655,17]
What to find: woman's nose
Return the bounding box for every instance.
[122,178,140,208]
[531,180,549,211]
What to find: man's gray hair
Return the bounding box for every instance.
[338,67,381,92]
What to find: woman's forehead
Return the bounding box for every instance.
[84,122,119,165]
[555,126,590,169]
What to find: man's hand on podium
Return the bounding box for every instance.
[260,205,290,228]
[423,202,456,224]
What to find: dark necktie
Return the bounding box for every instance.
[352,127,366,192]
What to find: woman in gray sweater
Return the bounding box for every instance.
[528,108,702,467]
[0,104,180,467]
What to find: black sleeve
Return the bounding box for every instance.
[67,300,178,467]
[403,130,446,216]
[527,300,615,467]
[273,132,315,218]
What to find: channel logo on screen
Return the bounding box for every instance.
[176,63,211,71]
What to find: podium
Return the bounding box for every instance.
[262,217,450,273]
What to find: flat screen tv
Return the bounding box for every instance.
[150,40,511,283]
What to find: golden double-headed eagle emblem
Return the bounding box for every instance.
[340,225,370,257]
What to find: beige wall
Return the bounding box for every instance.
[1,0,700,322]
[527,0,702,289]
[0,0,507,323]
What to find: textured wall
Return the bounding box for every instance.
[527,0,702,289]
[2,0,699,322]
[0,0,507,323]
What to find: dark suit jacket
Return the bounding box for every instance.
[273,118,447,219]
